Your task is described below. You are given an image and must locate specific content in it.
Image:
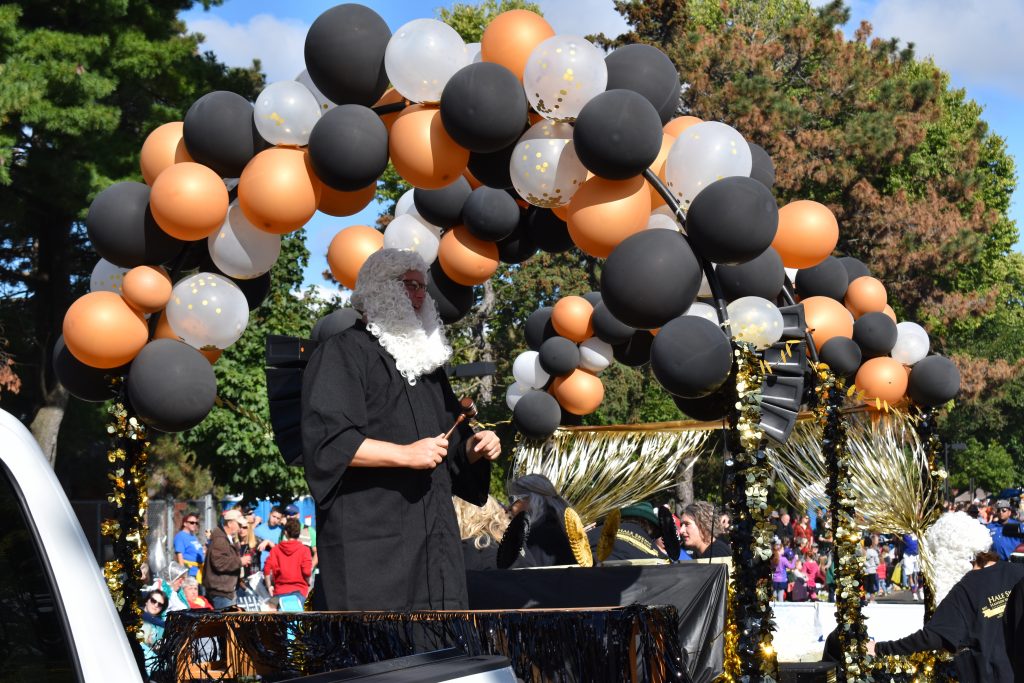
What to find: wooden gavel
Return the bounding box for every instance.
[444,397,477,439]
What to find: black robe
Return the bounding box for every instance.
[301,323,490,611]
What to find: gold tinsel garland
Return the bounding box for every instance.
[726,342,778,681]
[717,583,741,682]
[102,401,150,649]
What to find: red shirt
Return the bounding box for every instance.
[264,539,312,597]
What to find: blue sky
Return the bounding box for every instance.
[181,0,1024,291]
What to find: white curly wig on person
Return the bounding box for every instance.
[350,249,452,384]
[922,511,993,604]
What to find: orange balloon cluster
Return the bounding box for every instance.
[327,225,384,289]
[803,296,853,351]
[551,296,594,343]
[567,176,651,258]
[122,266,172,314]
[239,147,322,234]
[140,122,192,185]
[552,369,605,415]
[480,10,555,81]
[149,162,229,241]
[389,105,469,190]
[772,200,839,269]
[438,227,500,285]
[845,276,887,318]
[63,292,149,368]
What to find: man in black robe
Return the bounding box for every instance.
[301,249,501,611]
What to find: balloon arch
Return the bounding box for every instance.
[59,5,961,681]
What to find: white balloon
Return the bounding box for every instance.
[295,69,336,114]
[208,202,282,279]
[579,337,614,373]
[726,295,783,349]
[664,121,753,209]
[685,302,720,324]
[524,35,607,122]
[891,321,930,365]
[506,382,527,410]
[466,42,482,63]
[510,120,588,208]
[512,350,550,390]
[167,273,249,350]
[253,80,322,146]
[90,259,128,294]
[647,211,679,231]
[384,213,441,264]
[784,267,799,283]
[385,18,469,103]
[395,188,419,217]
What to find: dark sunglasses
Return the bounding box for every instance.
[148,597,166,607]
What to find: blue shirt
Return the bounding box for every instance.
[987,522,1019,561]
[173,530,204,575]
[254,521,283,568]
[902,533,919,555]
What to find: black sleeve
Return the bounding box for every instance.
[301,334,369,510]
[875,627,950,656]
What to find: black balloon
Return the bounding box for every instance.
[414,177,472,229]
[304,4,391,106]
[87,182,184,268]
[650,316,732,398]
[592,302,636,345]
[512,390,562,440]
[467,142,516,189]
[308,105,389,191]
[604,44,681,124]
[52,336,126,402]
[673,386,734,421]
[538,336,580,377]
[183,91,268,178]
[716,247,785,302]
[907,355,961,407]
[613,330,655,367]
[462,186,520,241]
[428,261,475,324]
[497,218,538,264]
[573,90,663,180]
[819,337,862,378]
[582,291,603,307]
[311,308,360,343]
[686,176,779,265]
[837,256,871,283]
[795,256,849,301]
[440,62,528,153]
[853,312,898,358]
[232,272,271,310]
[526,207,574,253]
[748,143,776,190]
[601,229,702,329]
[127,340,217,433]
[525,307,556,351]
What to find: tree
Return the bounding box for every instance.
[949,438,1016,494]
[0,1,263,465]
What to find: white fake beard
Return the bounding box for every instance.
[364,289,452,385]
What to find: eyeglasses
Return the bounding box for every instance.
[148,597,166,607]
[399,279,428,293]
[185,520,198,525]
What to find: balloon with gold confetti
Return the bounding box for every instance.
[510,120,588,208]
[664,121,752,209]
[253,80,321,146]
[89,258,129,295]
[165,272,249,350]
[523,35,607,122]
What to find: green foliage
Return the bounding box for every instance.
[948,438,1017,493]
[438,0,542,42]
[148,434,222,500]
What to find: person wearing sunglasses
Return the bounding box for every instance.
[173,511,205,579]
[302,249,501,612]
[140,589,168,674]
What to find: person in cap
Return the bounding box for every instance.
[504,473,575,568]
[586,502,669,562]
[301,249,500,611]
[173,511,204,578]
[158,561,189,612]
[202,509,251,608]
[680,501,731,559]
[986,499,1020,561]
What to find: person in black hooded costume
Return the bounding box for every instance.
[301,249,501,611]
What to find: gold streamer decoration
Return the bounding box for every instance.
[511,427,708,526]
[565,507,593,567]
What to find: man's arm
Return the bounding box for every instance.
[349,435,450,469]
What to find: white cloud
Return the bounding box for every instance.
[534,0,629,42]
[187,14,309,84]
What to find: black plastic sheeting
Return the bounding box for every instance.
[467,562,728,683]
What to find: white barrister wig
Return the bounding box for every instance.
[922,511,993,604]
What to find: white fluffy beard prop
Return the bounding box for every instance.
[922,511,993,604]
[351,249,452,385]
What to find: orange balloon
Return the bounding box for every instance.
[646,134,676,209]
[319,183,376,217]
[772,200,839,269]
[551,296,594,343]
[373,88,406,134]
[389,105,470,190]
[855,356,908,405]
[663,116,703,138]
[882,304,897,324]
[140,122,192,185]
[327,225,384,289]
[553,369,605,415]
[567,176,651,258]
[239,147,322,234]
[845,276,887,317]
[481,10,555,81]
[802,295,854,351]
[438,226,500,285]
[122,266,172,314]
[63,291,149,368]
[551,204,569,222]
[200,348,223,364]
[152,310,181,342]
[463,166,483,189]
[149,162,229,241]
